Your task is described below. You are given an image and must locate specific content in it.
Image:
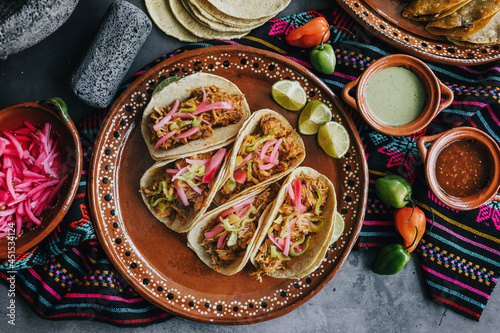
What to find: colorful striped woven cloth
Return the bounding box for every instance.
[1,5,499,325]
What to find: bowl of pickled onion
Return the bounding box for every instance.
[0,98,82,259]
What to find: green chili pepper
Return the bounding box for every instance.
[227,175,236,191]
[158,201,167,212]
[268,215,282,235]
[188,163,205,177]
[192,115,203,127]
[308,217,324,232]
[372,226,417,275]
[151,197,172,207]
[290,235,310,256]
[243,128,277,152]
[269,245,291,261]
[280,212,299,238]
[178,120,192,128]
[310,28,336,75]
[314,189,323,215]
[372,243,411,275]
[179,101,197,113]
[246,160,253,181]
[374,175,412,209]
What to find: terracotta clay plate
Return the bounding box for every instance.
[335,0,500,65]
[89,45,368,324]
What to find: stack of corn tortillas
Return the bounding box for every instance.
[402,0,500,47]
[145,0,291,42]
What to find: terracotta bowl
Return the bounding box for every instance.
[341,54,454,136]
[417,127,500,211]
[0,99,82,259]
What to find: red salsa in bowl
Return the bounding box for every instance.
[417,127,500,210]
[435,140,489,197]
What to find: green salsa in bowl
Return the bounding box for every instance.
[341,54,454,136]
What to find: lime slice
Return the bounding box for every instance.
[330,211,345,246]
[298,100,332,135]
[152,76,182,97]
[317,121,350,158]
[271,80,307,111]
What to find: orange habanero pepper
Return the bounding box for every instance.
[286,17,331,48]
[394,206,426,253]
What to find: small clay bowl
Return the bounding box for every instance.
[341,54,454,136]
[0,99,82,258]
[417,127,500,211]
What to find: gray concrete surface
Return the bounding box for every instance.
[0,0,499,331]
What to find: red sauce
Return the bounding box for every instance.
[435,140,489,197]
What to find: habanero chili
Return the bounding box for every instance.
[435,139,489,197]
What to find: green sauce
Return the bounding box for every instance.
[365,67,425,126]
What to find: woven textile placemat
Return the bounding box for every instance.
[1,5,499,325]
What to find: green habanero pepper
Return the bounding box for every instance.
[372,243,411,275]
[310,28,336,75]
[374,175,412,209]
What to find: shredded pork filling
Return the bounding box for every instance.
[251,175,328,281]
[200,185,278,271]
[149,85,244,150]
[219,115,304,203]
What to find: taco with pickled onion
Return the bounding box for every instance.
[141,73,250,161]
[187,184,279,275]
[249,167,336,281]
[140,147,228,233]
[215,109,305,205]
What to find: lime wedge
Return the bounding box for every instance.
[271,80,307,111]
[317,121,350,158]
[298,100,332,135]
[152,76,182,97]
[330,211,345,246]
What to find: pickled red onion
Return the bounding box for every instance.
[152,99,179,131]
[202,148,226,183]
[0,121,66,238]
[205,223,224,239]
[258,163,275,170]
[293,179,307,213]
[268,233,284,252]
[235,153,252,170]
[154,130,177,150]
[174,179,189,206]
[233,171,247,184]
[283,218,297,256]
[175,126,200,139]
[192,102,233,115]
[259,140,277,160]
[269,138,282,165]
[217,231,229,249]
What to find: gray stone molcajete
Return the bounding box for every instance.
[0,0,79,60]
[71,0,152,108]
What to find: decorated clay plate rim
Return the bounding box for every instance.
[335,0,500,65]
[89,45,368,324]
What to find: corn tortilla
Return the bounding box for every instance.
[145,0,203,42]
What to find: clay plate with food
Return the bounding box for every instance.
[89,45,368,324]
[335,0,500,65]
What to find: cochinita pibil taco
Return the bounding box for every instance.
[140,147,228,233]
[141,73,250,161]
[215,109,305,204]
[249,167,337,281]
[187,184,280,275]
